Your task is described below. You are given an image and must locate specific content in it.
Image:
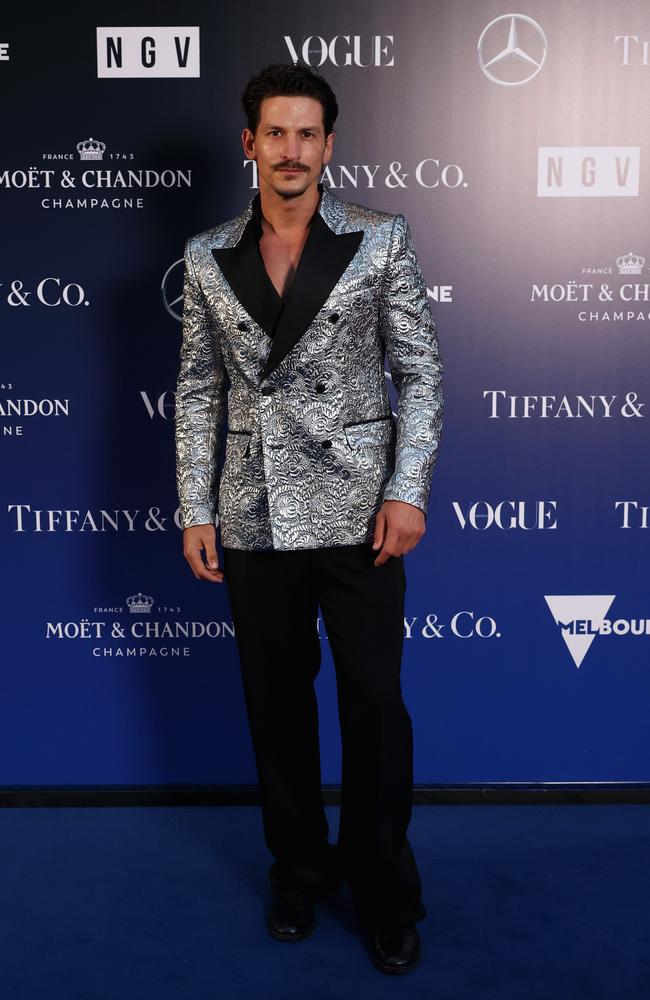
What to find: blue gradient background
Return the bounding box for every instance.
[2,0,649,784]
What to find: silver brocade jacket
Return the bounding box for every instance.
[175,183,443,551]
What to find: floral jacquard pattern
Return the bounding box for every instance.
[175,185,443,551]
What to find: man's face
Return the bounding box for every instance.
[242,94,334,200]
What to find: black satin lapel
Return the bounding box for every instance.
[260,214,364,382]
[211,221,282,337]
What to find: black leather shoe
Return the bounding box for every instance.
[368,922,421,973]
[266,891,315,942]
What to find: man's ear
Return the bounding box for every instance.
[323,128,335,166]
[242,127,255,159]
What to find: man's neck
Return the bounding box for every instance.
[258,179,321,238]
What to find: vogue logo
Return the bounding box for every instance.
[284,35,394,67]
[140,390,176,420]
[452,501,557,529]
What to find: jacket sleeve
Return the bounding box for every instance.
[174,238,227,529]
[378,213,444,517]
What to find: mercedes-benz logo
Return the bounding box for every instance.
[477,13,547,86]
[162,258,184,322]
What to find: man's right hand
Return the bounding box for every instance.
[182,523,224,583]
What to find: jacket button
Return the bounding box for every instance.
[321,439,332,448]
[237,321,248,331]
[316,383,326,393]
[328,313,339,323]
[261,386,273,396]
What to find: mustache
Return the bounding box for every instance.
[275,164,308,171]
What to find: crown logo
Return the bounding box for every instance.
[126,592,154,614]
[616,250,645,275]
[76,137,106,160]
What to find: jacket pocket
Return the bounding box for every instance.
[343,414,395,449]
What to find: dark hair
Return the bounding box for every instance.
[241,62,339,137]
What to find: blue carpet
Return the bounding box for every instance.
[0,804,649,998]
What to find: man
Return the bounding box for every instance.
[175,62,443,974]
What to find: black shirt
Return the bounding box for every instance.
[248,187,322,337]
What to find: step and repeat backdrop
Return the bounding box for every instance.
[2,1,649,786]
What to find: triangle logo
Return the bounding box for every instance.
[544,595,616,668]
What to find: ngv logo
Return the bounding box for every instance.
[545,595,650,668]
[453,501,557,529]
[284,35,394,67]
[96,27,200,78]
[538,147,640,198]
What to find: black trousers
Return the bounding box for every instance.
[221,541,426,927]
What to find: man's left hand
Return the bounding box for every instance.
[372,499,426,565]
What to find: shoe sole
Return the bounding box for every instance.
[266,915,315,942]
[369,950,420,974]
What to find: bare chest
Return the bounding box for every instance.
[258,228,310,301]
